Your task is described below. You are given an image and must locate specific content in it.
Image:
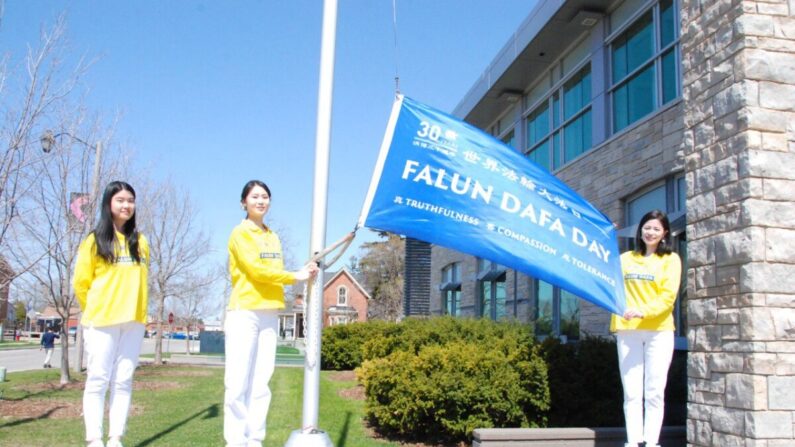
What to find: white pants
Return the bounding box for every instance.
[83,322,145,441]
[616,330,674,446]
[224,309,279,447]
[43,348,54,366]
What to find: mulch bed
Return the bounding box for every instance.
[327,370,357,382]
[338,385,365,401]
[18,380,183,393]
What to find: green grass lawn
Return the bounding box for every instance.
[0,365,400,447]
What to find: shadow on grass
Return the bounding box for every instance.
[0,380,81,402]
[336,411,351,447]
[136,403,220,446]
[0,407,61,429]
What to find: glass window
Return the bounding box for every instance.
[535,281,554,336]
[527,105,549,146]
[662,48,677,104]
[441,263,461,316]
[552,132,561,170]
[534,280,580,341]
[612,12,653,81]
[445,290,461,316]
[613,64,656,132]
[563,69,591,120]
[660,0,675,47]
[337,286,348,306]
[564,110,592,162]
[560,290,580,340]
[527,141,551,171]
[502,129,515,149]
[525,64,592,171]
[627,185,666,225]
[611,0,680,132]
[676,176,686,211]
[478,259,506,321]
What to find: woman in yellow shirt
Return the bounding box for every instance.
[73,181,149,447]
[224,180,318,447]
[612,209,682,447]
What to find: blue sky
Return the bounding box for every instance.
[1,0,536,273]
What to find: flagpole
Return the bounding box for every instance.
[285,0,337,445]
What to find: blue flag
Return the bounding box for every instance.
[359,95,625,315]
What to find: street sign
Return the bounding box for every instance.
[168,312,174,324]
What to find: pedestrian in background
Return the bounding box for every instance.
[73,181,149,447]
[223,180,318,447]
[611,209,682,447]
[40,327,59,368]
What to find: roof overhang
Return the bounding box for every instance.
[453,0,612,128]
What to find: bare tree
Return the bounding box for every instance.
[10,121,118,384]
[358,232,405,322]
[137,181,218,364]
[172,269,223,354]
[0,16,91,335]
[0,16,111,384]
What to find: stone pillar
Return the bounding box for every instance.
[681,0,795,445]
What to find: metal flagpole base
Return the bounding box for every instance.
[284,429,334,447]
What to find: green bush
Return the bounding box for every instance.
[321,320,392,370]
[361,316,537,362]
[323,317,534,370]
[357,321,549,443]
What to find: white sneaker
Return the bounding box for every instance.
[106,438,123,447]
[87,440,104,447]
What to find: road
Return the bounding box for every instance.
[0,338,199,373]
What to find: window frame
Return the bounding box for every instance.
[608,0,680,134]
[533,279,581,342]
[524,61,593,171]
[440,263,462,316]
[336,285,348,306]
[477,259,507,321]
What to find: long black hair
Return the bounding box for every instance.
[634,209,673,256]
[93,181,142,263]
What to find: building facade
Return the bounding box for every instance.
[322,268,370,327]
[412,0,794,444]
[431,0,687,346]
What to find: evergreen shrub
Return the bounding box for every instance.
[356,318,550,443]
[321,320,392,370]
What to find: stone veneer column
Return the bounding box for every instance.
[680,0,795,445]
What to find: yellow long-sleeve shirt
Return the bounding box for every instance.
[611,250,682,332]
[73,232,149,327]
[227,220,295,311]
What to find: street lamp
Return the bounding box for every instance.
[40,130,103,373]
[39,130,103,221]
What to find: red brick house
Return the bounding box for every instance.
[35,305,80,332]
[322,268,369,327]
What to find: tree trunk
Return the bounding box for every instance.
[154,292,164,365]
[59,329,71,384]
